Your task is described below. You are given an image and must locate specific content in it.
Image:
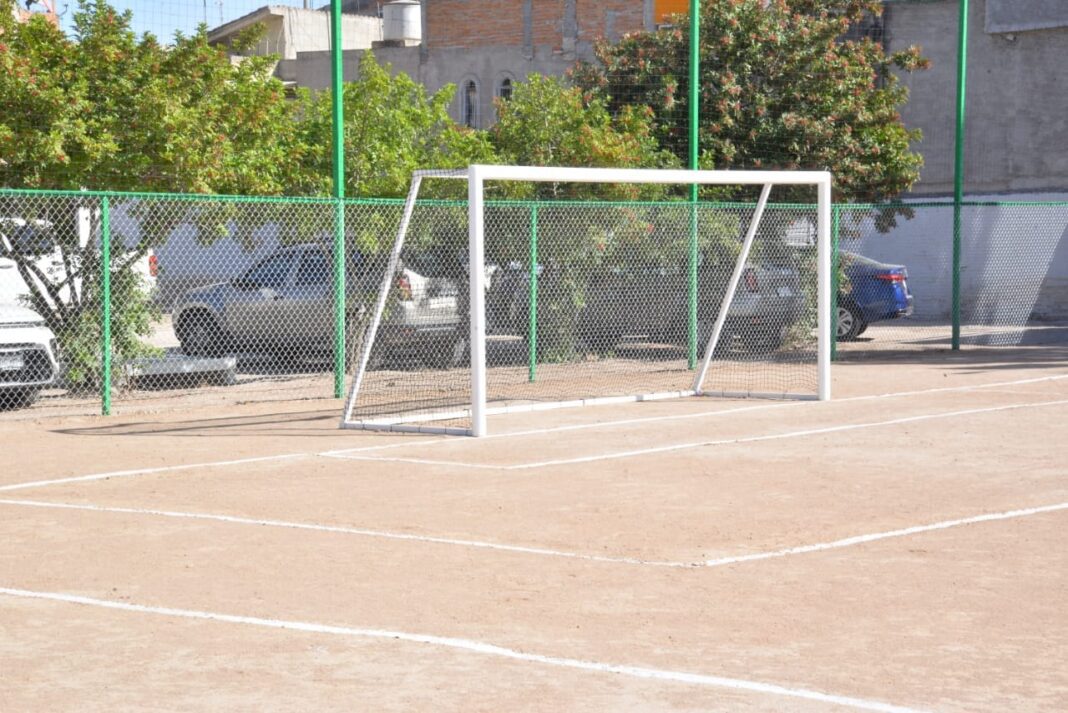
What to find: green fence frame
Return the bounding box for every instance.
[3,188,1067,414]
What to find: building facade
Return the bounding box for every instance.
[222,0,1067,197]
[292,1,682,129]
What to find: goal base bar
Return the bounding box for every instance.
[343,389,702,434]
[340,421,475,436]
[697,391,821,401]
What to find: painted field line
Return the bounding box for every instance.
[0,453,309,494]
[2,497,1065,573]
[703,501,1068,566]
[4,372,1066,495]
[0,498,687,568]
[0,587,926,713]
[323,371,1068,457]
[332,398,1068,471]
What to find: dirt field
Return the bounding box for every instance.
[2,347,1067,712]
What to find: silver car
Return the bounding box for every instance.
[172,244,467,367]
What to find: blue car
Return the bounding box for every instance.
[837,251,914,340]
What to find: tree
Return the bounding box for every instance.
[297,52,496,201]
[572,0,929,204]
[0,0,312,387]
[489,74,682,358]
[491,73,678,201]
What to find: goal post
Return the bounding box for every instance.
[342,165,832,436]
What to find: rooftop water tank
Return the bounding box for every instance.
[383,0,421,44]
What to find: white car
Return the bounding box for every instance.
[0,303,59,408]
[0,213,157,308]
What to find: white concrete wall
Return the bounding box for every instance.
[240,9,382,61]
[846,193,1068,324]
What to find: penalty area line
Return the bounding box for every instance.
[329,398,1068,471]
[0,586,927,713]
[4,373,1066,495]
[1,498,1064,572]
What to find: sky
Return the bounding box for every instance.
[54,1,316,40]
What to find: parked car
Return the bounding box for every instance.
[488,257,806,353]
[0,303,59,409]
[172,244,468,368]
[836,251,914,340]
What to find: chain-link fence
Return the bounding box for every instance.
[834,201,1068,357]
[1,189,1066,418]
[346,197,822,433]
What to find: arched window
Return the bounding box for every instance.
[497,77,513,102]
[462,80,479,128]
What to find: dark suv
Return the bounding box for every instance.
[488,258,805,354]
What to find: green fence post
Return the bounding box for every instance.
[333,200,346,397]
[687,0,701,370]
[330,0,346,397]
[951,0,969,350]
[528,204,538,382]
[100,195,112,416]
[830,204,840,361]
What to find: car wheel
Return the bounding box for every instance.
[0,388,38,410]
[836,303,865,341]
[178,312,227,357]
[427,333,467,369]
[740,323,787,354]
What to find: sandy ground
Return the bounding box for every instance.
[1,347,1067,711]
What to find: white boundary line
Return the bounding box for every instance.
[702,501,1068,566]
[327,398,1068,471]
[0,453,308,494]
[0,498,686,568]
[1,498,1065,572]
[323,371,1068,457]
[0,586,926,713]
[2,373,1066,494]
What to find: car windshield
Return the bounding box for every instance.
[12,224,56,257]
[243,252,296,289]
[294,250,329,287]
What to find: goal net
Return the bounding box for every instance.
[342,165,831,436]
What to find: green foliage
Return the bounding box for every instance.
[0,0,308,387]
[572,0,929,204]
[488,75,682,357]
[0,1,309,195]
[44,261,162,391]
[298,52,496,200]
[491,74,679,200]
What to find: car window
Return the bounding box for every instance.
[841,251,881,269]
[243,252,296,289]
[294,250,330,287]
[13,224,56,257]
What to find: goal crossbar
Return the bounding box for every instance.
[342,165,832,437]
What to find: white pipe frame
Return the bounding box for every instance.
[692,183,773,395]
[343,166,833,436]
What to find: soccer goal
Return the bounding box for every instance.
[342,165,831,436]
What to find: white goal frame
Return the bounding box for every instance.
[342,165,832,437]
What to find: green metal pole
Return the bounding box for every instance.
[100,196,111,416]
[687,0,700,369]
[528,205,538,382]
[331,0,347,396]
[951,0,969,350]
[830,205,840,362]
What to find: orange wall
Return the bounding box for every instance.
[656,0,689,23]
